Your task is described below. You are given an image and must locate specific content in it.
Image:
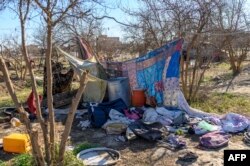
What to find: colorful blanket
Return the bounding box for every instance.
[106,39,183,104]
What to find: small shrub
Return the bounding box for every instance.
[0,160,6,166]
[73,142,98,156]
[12,154,34,166]
[64,151,84,166]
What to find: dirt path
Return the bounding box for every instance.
[211,63,250,95]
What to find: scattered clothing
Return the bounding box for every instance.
[243,132,250,146]
[143,108,159,123]
[221,113,249,133]
[102,109,133,134]
[204,116,222,126]
[87,98,127,128]
[108,109,133,125]
[194,120,220,135]
[129,121,163,141]
[103,122,127,135]
[200,131,230,149]
[159,134,186,150]
[77,120,91,130]
[126,127,137,140]
[115,136,126,142]
[124,107,144,120]
[156,107,189,126]
[178,151,198,162]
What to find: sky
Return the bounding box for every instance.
[0,0,139,43]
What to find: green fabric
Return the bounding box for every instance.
[82,74,107,103]
[198,121,218,131]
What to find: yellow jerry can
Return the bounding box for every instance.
[3,133,31,153]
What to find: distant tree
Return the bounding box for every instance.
[213,0,250,75]
[1,37,28,80]
[122,0,222,101]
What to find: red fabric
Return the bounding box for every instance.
[27,91,42,114]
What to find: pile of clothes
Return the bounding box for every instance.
[86,98,250,149]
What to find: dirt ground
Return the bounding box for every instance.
[209,62,250,95]
[0,119,249,166]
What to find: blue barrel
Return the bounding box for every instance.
[108,77,131,106]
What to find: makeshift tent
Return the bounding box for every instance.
[57,47,107,103]
[57,38,213,118]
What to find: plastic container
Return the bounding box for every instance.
[10,117,21,127]
[131,89,146,107]
[108,77,131,106]
[3,133,31,153]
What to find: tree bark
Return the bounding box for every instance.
[0,57,45,166]
[46,18,56,164]
[19,10,51,165]
[58,71,88,166]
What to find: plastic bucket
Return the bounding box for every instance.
[108,77,131,106]
[131,89,146,107]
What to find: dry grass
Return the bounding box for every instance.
[190,92,250,115]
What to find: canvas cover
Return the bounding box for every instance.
[57,47,108,102]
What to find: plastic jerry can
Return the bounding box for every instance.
[3,133,31,153]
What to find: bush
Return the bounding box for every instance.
[12,154,34,166]
[0,160,6,166]
[73,142,98,156]
[63,151,84,166]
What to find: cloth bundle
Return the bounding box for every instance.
[200,131,230,149]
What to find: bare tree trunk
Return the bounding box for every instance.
[19,6,51,163]
[58,71,88,166]
[46,19,56,164]
[0,57,45,166]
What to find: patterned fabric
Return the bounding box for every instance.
[106,39,184,104]
[221,113,249,133]
[200,131,230,149]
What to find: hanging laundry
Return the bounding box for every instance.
[106,39,183,104]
